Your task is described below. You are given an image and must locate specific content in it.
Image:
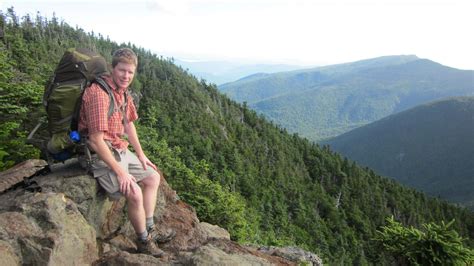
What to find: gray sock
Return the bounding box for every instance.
[137,230,148,242]
[146,217,154,230]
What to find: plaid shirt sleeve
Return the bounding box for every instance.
[81,84,110,135]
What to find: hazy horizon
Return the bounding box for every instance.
[2,0,473,70]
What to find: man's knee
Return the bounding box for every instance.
[126,184,144,205]
[143,171,160,188]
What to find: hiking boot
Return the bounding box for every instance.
[136,235,165,257]
[148,225,176,244]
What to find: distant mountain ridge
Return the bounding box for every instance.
[219,55,474,141]
[175,59,305,85]
[324,96,474,210]
[220,55,421,104]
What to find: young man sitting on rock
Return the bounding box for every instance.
[79,48,175,257]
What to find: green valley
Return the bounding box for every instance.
[324,96,474,210]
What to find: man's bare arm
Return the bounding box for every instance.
[124,122,157,171]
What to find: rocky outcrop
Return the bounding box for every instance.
[255,246,323,265]
[0,159,323,265]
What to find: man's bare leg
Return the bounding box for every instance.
[126,183,146,234]
[141,172,160,218]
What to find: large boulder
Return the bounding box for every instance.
[0,192,98,265]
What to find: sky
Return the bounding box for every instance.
[2,0,473,69]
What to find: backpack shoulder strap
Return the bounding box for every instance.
[122,90,129,125]
[94,77,116,117]
[96,77,130,126]
[70,77,116,131]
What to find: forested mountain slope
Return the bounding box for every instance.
[324,96,474,210]
[220,55,474,141]
[1,9,473,264]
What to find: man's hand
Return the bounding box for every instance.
[137,153,158,171]
[89,132,138,195]
[117,172,137,196]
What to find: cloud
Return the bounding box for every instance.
[146,0,191,15]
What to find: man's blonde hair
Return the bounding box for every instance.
[112,48,138,68]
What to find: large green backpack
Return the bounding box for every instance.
[36,48,121,162]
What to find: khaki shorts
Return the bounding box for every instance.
[88,148,158,199]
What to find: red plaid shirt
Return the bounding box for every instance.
[79,75,138,150]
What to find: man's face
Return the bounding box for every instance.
[112,62,136,89]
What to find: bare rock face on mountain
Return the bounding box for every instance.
[0,192,98,265]
[0,159,323,265]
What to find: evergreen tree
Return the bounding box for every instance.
[375,217,473,265]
